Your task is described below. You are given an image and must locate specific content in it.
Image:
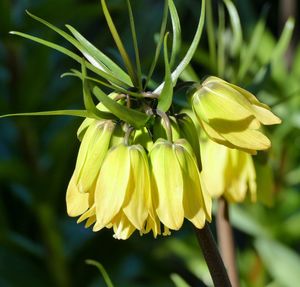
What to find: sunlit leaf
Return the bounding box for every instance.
[255,238,300,287]
[154,0,206,93]
[223,0,242,56]
[93,86,150,129]
[168,0,181,69]
[157,33,173,112]
[101,0,138,87]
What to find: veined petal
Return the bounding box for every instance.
[200,139,228,198]
[66,175,89,217]
[149,139,184,230]
[221,129,271,151]
[94,144,131,231]
[77,120,115,193]
[123,145,150,230]
[193,82,254,122]
[174,140,210,228]
[251,104,281,125]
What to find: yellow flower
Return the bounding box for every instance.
[192,76,281,154]
[201,138,256,203]
[91,143,159,239]
[66,120,115,217]
[149,138,211,231]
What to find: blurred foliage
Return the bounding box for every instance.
[0,0,299,287]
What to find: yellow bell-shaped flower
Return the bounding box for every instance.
[149,138,211,231]
[66,120,115,217]
[192,76,281,154]
[92,143,154,239]
[201,138,256,203]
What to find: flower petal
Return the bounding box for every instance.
[94,144,131,231]
[123,145,150,230]
[149,140,184,230]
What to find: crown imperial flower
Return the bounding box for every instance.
[201,138,256,203]
[149,138,211,231]
[192,76,281,154]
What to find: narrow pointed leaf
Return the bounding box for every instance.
[22,11,130,88]
[154,0,206,93]
[61,69,139,97]
[237,14,266,81]
[157,34,173,112]
[66,24,132,85]
[93,86,150,128]
[81,61,114,120]
[223,0,242,56]
[145,0,169,89]
[206,0,216,70]
[168,0,181,68]
[271,17,295,63]
[0,110,91,119]
[10,31,129,89]
[126,0,143,90]
[101,0,138,87]
[86,260,115,287]
[217,3,225,78]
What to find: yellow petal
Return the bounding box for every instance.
[200,139,228,198]
[93,144,131,231]
[66,175,89,217]
[251,104,281,125]
[123,145,150,230]
[221,129,271,151]
[112,212,136,240]
[149,139,184,230]
[77,120,115,193]
[174,140,210,228]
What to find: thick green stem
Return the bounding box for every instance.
[216,198,240,287]
[194,223,232,287]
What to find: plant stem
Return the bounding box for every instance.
[194,223,232,287]
[216,197,240,287]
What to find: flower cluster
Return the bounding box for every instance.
[67,114,211,239]
[3,2,282,240]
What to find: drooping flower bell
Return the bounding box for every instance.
[200,138,256,203]
[149,138,212,231]
[192,76,281,154]
[66,120,115,217]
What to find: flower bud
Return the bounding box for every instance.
[192,76,281,154]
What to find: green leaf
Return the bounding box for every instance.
[223,0,242,57]
[171,274,191,287]
[101,0,138,87]
[0,110,91,119]
[23,11,130,88]
[154,0,206,94]
[81,61,114,120]
[206,0,217,71]
[86,259,114,287]
[93,86,150,129]
[168,0,181,69]
[237,14,266,81]
[271,17,295,63]
[145,0,169,89]
[255,238,300,287]
[61,69,140,97]
[157,33,173,112]
[217,3,225,78]
[65,24,132,86]
[126,0,142,90]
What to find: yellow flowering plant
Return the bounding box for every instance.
[0,0,282,285]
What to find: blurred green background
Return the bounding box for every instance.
[1,0,300,286]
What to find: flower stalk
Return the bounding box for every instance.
[216,197,240,287]
[194,223,232,287]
